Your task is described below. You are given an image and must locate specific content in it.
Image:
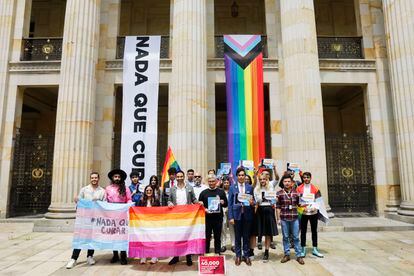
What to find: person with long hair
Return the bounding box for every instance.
[254,173,278,262]
[137,185,161,264]
[105,169,132,265]
[220,176,235,253]
[149,175,161,202]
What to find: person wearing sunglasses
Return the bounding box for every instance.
[137,185,161,264]
[193,172,207,199]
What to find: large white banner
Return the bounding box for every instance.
[121,36,161,185]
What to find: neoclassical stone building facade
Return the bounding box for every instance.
[0,0,412,222]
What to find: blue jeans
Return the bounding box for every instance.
[281,219,301,257]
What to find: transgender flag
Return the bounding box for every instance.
[128,205,206,258]
[72,199,132,251]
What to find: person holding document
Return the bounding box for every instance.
[297,172,324,258]
[198,174,228,254]
[253,173,278,262]
[228,167,255,266]
[276,174,304,265]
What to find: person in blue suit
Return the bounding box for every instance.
[228,167,255,266]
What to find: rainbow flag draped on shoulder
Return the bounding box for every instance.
[128,204,206,258]
[72,199,132,251]
[224,34,265,170]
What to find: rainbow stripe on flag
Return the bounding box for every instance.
[72,199,132,251]
[224,35,265,170]
[128,204,206,258]
[161,146,181,186]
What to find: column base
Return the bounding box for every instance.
[397,200,414,216]
[44,203,76,219]
[384,200,400,214]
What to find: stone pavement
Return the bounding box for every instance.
[0,223,414,275]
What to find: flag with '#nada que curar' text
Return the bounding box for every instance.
[72,199,133,251]
[128,204,206,258]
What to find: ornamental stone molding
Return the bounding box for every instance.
[207,58,278,70]
[8,59,376,73]
[319,59,376,71]
[105,59,172,71]
[8,61,61,73]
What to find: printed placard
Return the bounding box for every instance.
[237,193,252,206]
[207,196,221,213]
[264,190,277,200]
[261,158,274,169]
[220,163,232,175]
[287,162,300,174]
[240,160,254,171]
[138,183,146,193]
[199,255,226,275]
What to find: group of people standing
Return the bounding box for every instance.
[66,164,325,269]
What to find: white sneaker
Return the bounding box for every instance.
[140,258,146,264]
[150,257,158,264]
[87,256,96,265]
[66,259,77,269]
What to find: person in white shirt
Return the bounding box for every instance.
[167,170,201,266]
[66,172,106,269]
[192,172,208,199]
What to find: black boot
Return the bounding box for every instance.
[186,255,193,266]
[110,251,119,263]
[168,256,179,265]
[263,249,269,262]
[120,251,127,265]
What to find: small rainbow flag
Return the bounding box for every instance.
[224,35,265,170]
[161,146,181,186]
[128,205,206,258]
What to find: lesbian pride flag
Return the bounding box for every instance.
[224,35,265,170]
[128,204,206,258]
[72,199,132,251]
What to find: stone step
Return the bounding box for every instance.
[1,216,413,233]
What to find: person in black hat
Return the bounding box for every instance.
[105,169,131,265]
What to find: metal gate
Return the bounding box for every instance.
[325,133,375,213]
[9,133,54,217]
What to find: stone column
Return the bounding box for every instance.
[45,0,100,219]
[169,0,207,175]
[383,0,414,217]
[0,0,16,160]
[357,0,400,214]
[279,0,329,204]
